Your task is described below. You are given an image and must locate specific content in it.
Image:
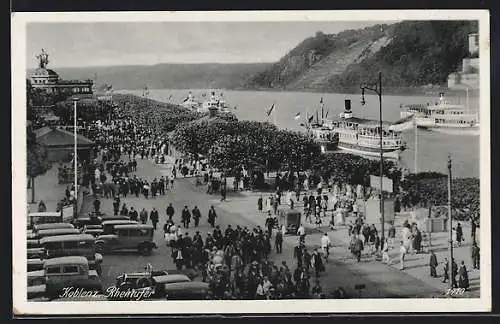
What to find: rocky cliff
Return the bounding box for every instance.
[245,21,478,92]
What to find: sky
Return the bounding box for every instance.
[26,21,392,68]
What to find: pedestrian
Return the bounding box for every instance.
[471,241,480,269]
[471,216,477,243]
[258,196,263,212]
[351,234,363,262]
[192,206,201,227]
[297,224,306,243]
[442,258,450,283]
[458,261,470,290]
[429,250,438,278]
[320,233,332,259]
[388,222,396,249]
[399,241,407,270]
[451,258,459,288]
[139,208,148,224]
[150,207,159,230]
[182,206,191,228]
[208,206,217,228]
[456,223,464,246]
[382,237,391,265]
[128,207,138,221]
[112,196,120,216]
[275,230,283,254]
[166,203,175,221]
[311,279,322,299]
[265,212,274,236]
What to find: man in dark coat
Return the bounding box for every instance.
[458,261,470,290]
[181,206,191,228]
[455,223,464,246]
[128,207,138,221]
[275,230,283,254]
[150,208,159,230]
[429,250,438,278]
[192,206,201,227]
[471,242,480,269]
[112,196,120,216]
[139,208,148,224]
[265,212,274,237]
[166,203,175,221]
[208,206,217,228]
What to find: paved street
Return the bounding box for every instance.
[86,156,478,298]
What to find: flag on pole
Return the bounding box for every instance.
[389,114,415,131]
[267,103,275,116]
[294,112,301,120]
[320,97,324,105]
[308,115,314,123]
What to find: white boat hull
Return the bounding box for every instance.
[424,126,480,135]
[337,143,402,160]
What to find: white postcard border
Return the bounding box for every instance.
[12,9,491,315]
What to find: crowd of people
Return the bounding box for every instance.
[162,218,338,299]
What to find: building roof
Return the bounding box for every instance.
[34,126,94,147]
[30,67,59,79]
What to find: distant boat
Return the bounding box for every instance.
[180,91,201,111]
[400,92,479,135]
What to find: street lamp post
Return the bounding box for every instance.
[447,155,454,289]
[72,98,79,216]
[360,72,385,245]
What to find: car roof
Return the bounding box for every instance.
[102,220,137,225]
[34,223,74,230]
[163,281,209,291]
[154,274,191,283]
[37,228,81,235]
[114,224,153,230]
[40,234,95,244]
[28,212,61,217]
[44,256,88,266]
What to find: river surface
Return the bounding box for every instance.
[117,88,480,178]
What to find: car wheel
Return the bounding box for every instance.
[138,244,152,256]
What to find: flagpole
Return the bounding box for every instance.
[273,101,277,126]
[465,88,468,111]
[414,118,418,173]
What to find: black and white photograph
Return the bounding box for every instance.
[12,10,491,314]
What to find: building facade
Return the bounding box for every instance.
[447,33,480,90]
[28,49,94,95]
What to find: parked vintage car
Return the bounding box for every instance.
[39,234,103,274]
[27,258,45,272]
[27,212,62,230]
[82,224,104,237]
[39,256,104,300]
[95,224,157,255]
[27,239,40,249]
[163,281,211,300]
[101,220,138,235]
[33,223,74,232]
[34,228,82,240]
[27,248,46,259]
[109,266,191,299]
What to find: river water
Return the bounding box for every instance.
[117,88,480,178]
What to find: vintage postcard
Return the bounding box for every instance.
[12,10,491,314]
